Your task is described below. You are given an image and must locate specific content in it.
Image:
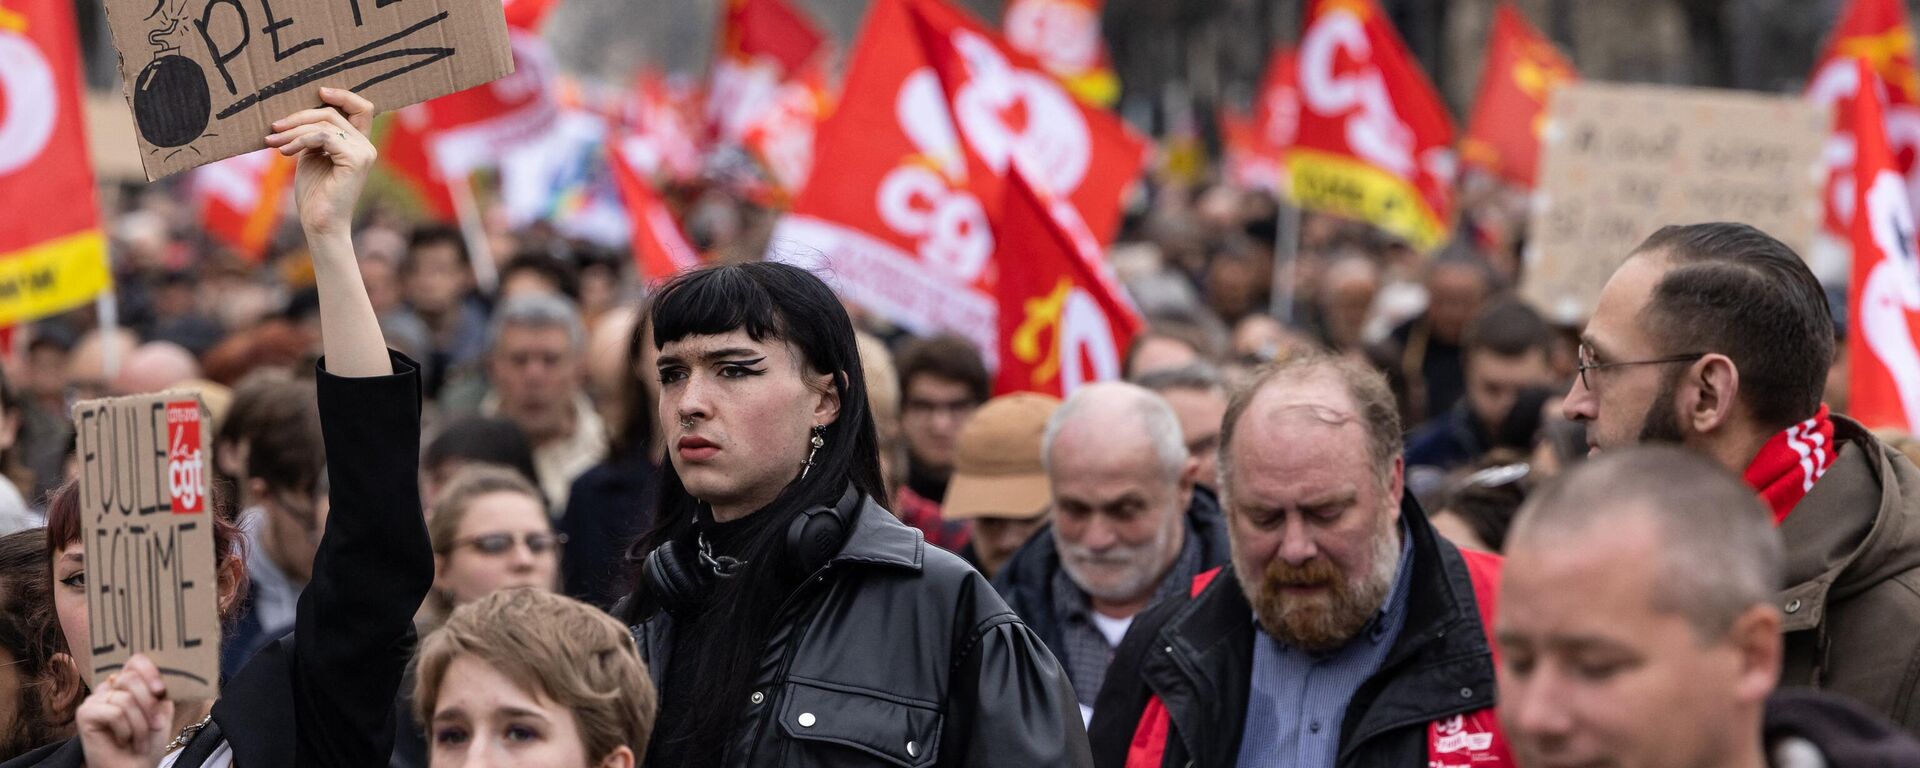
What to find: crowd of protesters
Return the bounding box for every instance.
[2,81,1920,768]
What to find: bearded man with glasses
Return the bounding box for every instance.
[1565,221,1920,734]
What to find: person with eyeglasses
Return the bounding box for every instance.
[424,466,565,630]
[391,466,567,768]
[1567,221,1920,734]
[892,334,991,554]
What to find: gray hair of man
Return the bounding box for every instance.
[1508,445,1784,640]
[1041,381,1190,484]
[489,291,587,353]
[1217,351,1402,495]
[1130,362,1226,396]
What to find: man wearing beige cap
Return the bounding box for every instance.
[943,393,1063,579]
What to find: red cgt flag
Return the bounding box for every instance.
[770,0,1146,363]
[1002,0,1120,107]
[993,169,1141,396]
[195,149,295,262]
[1810,0,1920,234]
[907,0,1147,243]
[0,0,111,325]
[609,134,700,283]
[1847,60,1920,433]
[1289,0,1456,250]
[1460,5,1575,188]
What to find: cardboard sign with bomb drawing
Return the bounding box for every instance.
[73,392,220,699]
[104,0,515,179]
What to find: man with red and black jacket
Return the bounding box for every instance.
[1088,352,1511,768]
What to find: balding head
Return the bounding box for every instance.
[112,342,203,396]
[1220,352,1402,496]
[67,329,139,400]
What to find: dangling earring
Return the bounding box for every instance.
[801,424,827,479]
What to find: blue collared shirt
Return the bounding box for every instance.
[1234,523,1415,768]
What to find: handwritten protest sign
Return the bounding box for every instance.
[1523,82,1828,324]
[102,0,514,180]
[74,392,219,699]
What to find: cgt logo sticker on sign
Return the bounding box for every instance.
[165,401,205,514]
[103,0,515,179]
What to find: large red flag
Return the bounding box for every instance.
[1848,61,1920,432]
[709,0,825,143]
[0,0,110,325]
[1289,0,1457,250]
[1002,0,1119,107]
[609,134,700,283]
[994,169,1141,395]
[771,0,1146,362]
[1460,5,1575,188]
[195,150,295,262]
[1810,0,1920,234]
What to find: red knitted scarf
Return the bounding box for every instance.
[1742,404,1835,526]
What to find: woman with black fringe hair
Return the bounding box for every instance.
[613,263,1090,766]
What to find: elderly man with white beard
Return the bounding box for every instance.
[992,382,1233,726]
[1086,352,1515,768]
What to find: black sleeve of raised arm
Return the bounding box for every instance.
[292,351,432,768]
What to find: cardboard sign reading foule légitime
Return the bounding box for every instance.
[74,392,220,700]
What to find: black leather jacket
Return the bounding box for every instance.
[623,492,1093,767]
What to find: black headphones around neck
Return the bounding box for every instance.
[641,487,861,618]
